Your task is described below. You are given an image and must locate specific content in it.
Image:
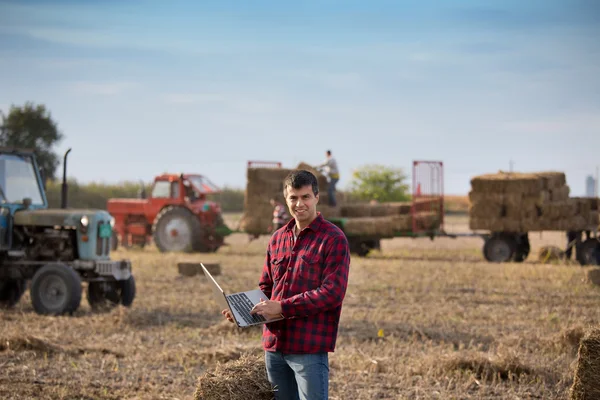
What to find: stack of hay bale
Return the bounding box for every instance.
[469,171,599,232]
[240,162,443,237]
[239,162,340,235]
[338,198,442,237]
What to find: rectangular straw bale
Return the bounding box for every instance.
[503,173,543,195]
[317,205,341,219]
[470,173,508,193]
[369,204,395,217]
[520,217,543,232]
[591,197,599,211]
[468,192,504,205]
[247,167,291,183]
[504,204,538,219]
[541,201,577,219]
[535,171,566,189]
[238,213,271,235]
[342,217,376,236]
[501,218,522,232]
[468,203,504,219]
[571,197,592,217]
[469,217,504,231]
[343,217,395,237]
[549,185,570,202]
[391,215,412,231]
[588,211,599,227]
[414,211,441,230]
[341,204,372,217]
[557,216,588,231]
[387,202,412,215]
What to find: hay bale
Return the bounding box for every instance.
[586,269,600,286]
[470,171,567,196]
[550,185,570,202]
[588,211,599,227]
[194,353,274,400]
[391,215,412,231]
[468,191,504,205]
[178,263,221,277]
[414,211,441,230]
[538,246,564,263]
[341,204,372,218]
[317,205,341,218]
[469,217,504,231]
[470,173,510,193]
[570,328,600,400]
[536,171,567,189]
[468,203,504,219]
[343,217,395,236]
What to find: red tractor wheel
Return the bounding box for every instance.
[152,206,206,252]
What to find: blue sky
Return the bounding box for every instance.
[1,0,599,195]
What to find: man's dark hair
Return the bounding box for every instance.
[326,150,332,156]
[283,170,319,196]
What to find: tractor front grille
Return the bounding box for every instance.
[96,221,110,256]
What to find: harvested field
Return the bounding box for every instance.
[1,215,599,399]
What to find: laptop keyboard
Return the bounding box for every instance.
[228,293,266,325]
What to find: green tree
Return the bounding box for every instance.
[347,164,410,202]
[0,102,64,180]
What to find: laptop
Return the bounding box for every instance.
[201,263,285,328]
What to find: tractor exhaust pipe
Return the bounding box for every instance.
[61,148,72,209]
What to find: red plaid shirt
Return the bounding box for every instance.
[258,212,350,354]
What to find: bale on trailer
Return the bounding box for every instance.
[469,169,599,265]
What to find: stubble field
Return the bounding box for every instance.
[1,214,598,399]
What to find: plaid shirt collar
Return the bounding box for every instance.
[282,212,325,233]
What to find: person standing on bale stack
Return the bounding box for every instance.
[317,150,340,207]
[221,169,351,400]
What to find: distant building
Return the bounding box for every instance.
[586,175,596,197]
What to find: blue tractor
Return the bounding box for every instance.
[0,147,136,315]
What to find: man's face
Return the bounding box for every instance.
[284,184,319,224]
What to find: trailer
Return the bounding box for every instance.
[238,160,599,265]
[325,160,487,256]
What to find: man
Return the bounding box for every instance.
[270,197,289,232]
[317,150,340,207]
[221,170,351,400]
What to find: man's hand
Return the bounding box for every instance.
[221,309,234,323]
[250,298,284,320]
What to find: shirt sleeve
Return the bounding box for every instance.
[280,234,350,317]
[258,242,274,300]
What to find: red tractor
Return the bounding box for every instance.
[107,173,231,253]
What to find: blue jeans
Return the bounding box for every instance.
[327,178,338,207]
[265,351,329,400]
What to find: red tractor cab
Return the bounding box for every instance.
[107,173,230,253]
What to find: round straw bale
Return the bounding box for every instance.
[570,328,600,400]
[586,268,600,286]
[194,353,275,400]
[538,246,564,264]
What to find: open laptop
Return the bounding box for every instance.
[201,263,285,328]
